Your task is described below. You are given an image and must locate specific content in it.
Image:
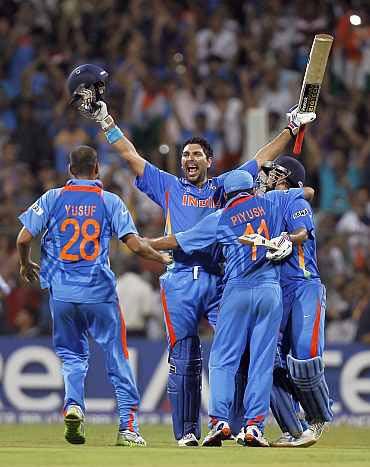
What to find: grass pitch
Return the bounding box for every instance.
[0,423,369,467]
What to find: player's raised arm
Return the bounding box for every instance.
[253,106,316,168]
[66,65,146,177]
[122,234,172,264]
[91,101,146,176]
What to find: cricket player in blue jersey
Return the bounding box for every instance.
[260,156,333,447]
[67,63,316,446]
[16,145,170,447]
[145,170,314,447]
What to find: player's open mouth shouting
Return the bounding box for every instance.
[185,162,200,179]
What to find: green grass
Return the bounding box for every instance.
[0,424,369,467]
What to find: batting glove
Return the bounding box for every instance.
[266,232,293,262]
[286,104,316,136]
[92,101,115,131]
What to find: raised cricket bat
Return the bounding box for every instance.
[238,234,279,251]
[293,34,334,155]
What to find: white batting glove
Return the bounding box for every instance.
[92,101,115,130]
[266,232,293,262]
[286,104,316,136]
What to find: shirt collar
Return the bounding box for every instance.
[66,179,103,188]
[180,177,211,189]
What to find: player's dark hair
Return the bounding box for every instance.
[69,145,98,176]
[181,137,214,159]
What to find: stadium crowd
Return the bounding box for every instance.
[0,0,369,342]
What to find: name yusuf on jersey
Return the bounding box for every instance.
[65,204,97,217]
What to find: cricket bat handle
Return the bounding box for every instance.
[293,125,306,155]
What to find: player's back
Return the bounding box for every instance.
[217,189,303,284]
[21,179,136,303]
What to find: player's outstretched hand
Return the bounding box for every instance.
[286,104,316,135]
[266,233,292,262]
[20,261,40,284]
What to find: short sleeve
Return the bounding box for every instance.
[175,210,222,254]
[134,162,177,209]
[285,198,313,233]
[111,197,138,239]
[18,190,58,236]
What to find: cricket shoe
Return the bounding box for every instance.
[116,430,146,447]
[202,421,231,447]
[270,429,316,448]
[242,425,269,447]
[311,422,327,441]
[64,405,85,444]
[178,433,199,447]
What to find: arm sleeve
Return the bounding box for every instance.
[134,162,177,209]
[111,196,138,239]
[175,210,222,254]
[285,198,313,233]
[18,190,56,236]
[214,159,259,186]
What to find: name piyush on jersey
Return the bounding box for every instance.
[65,204,97,217]
[230,206,266,226]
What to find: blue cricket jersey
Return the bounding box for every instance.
[134,160,259,273]
[19,179,137,303]
[175,189,304,284]
[280,197,321,290]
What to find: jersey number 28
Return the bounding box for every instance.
[59,218,100,261]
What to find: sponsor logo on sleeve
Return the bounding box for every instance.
[31,203,44,216]
[293,208,309,219]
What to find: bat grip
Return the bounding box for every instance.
[293,125,306,155]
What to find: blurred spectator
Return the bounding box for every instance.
[116,259,162,339]
[13,306,40,337]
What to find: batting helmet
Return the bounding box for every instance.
[275,155,306,187]
[224,170,254,194]
[67,64,108,97]
[262,155,306,190]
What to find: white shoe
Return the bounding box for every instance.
[64,405,85,445]
[271,429,316,448]
[245,425,269,447]
[116,430,146,447]
[178,433,199,447]
[310,422,327,441]
[202,421,231,447]
[236,427,246,446]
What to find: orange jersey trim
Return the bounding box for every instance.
[160,288,176,348]
[310,299,322,357]
[117,305,129,359]
[63,185,102,194]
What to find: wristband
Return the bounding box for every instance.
[285,125,295,138]
[105,126,124,144]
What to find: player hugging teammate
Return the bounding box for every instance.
[17,62,332,448]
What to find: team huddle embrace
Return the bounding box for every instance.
[16,64,333,448]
